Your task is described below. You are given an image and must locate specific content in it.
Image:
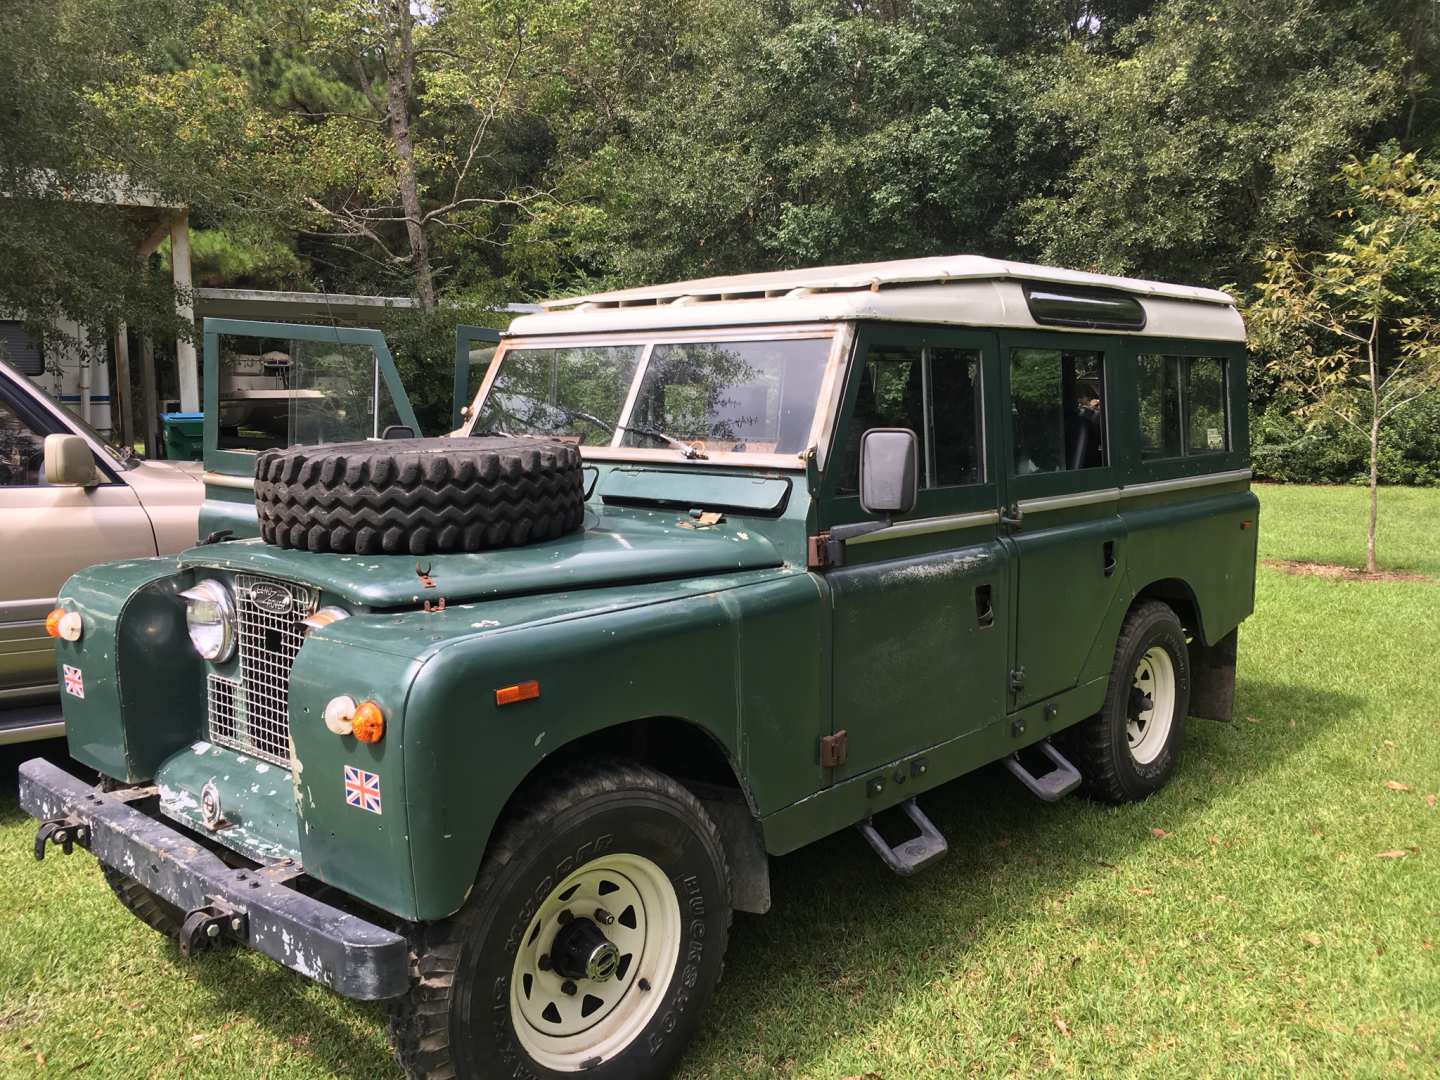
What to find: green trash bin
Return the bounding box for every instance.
[160,411,204,461]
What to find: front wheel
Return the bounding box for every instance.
[1071,601,1191,803]
[388,760,731,1080]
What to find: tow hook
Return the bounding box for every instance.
[179,904,249,957]
[33,817,88,861]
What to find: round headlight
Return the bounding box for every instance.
[180,579,236,662]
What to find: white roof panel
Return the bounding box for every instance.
[508,257,1245,343]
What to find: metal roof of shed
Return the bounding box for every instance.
[508,255,1245,342]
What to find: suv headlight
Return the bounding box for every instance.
[180,579,236,662]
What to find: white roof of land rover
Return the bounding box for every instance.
[508,255,1245,342]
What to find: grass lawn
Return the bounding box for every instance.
[2,483,1437,1078]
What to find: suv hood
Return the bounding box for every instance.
[177,507,785,608]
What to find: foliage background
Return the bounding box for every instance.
[2,0,1438,477]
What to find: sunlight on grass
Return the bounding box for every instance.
[2,486,1437,1078]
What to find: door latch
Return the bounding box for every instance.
[999,504,1024,530]
[819,730,848,769]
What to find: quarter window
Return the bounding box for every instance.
[1009,348,1106,474]
[1136,354,1228,458]
[840,344,982,494]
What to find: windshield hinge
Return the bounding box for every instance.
[819,730,848,769]
[807,532,840,571]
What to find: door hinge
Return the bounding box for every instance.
[807,532,833,570]
[819,729,848,769]
[1009,666,1026,694]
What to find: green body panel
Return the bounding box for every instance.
[308,566,823,919]
[155,743,302,863]
[826,529,1010,780]
[56,558,204,782]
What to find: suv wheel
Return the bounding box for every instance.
[1072,601,1191,802]
[388,761,731,1080]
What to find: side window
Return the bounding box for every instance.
[1010,348,1105,474]
[0,397,48,486]
[840,344,983,494]
[1136,354,1228,458]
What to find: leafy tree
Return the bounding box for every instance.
[1247,150,1440,571]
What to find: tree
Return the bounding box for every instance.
[1247,150,1440,572]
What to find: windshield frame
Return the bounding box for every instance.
[462,323,851,469]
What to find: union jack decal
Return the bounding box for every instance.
[62,664,84,699]
[343,765,382,815]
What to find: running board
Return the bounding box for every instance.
[857,798,948,877]
[1004,741,1082,802]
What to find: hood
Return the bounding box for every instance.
[177,506,786,608]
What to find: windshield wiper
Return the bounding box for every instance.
[617,423,708,460]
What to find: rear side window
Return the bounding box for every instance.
[1010,348,1106,474]
[839,344,982,493]
[1136,354,1228,458]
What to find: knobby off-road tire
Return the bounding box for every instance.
[95,781,184,937]
[1071,600,1191,803]
[254,437,585,555]
[99,863,185,937]
[387,761,732,1080]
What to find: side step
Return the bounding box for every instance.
[1004,740,1082,802]
[857,798,948,877]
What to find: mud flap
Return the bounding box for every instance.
[1189,628,1238,721]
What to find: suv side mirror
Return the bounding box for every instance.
[43,434,99,487]
[859,428,918,518]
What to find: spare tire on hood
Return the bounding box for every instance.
[254,437,585,555]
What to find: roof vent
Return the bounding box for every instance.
[1021,282,1146,331]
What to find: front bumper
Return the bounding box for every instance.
[19,758,410,1001]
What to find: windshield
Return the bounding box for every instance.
[470,336,833,458]
[474,345,642,445]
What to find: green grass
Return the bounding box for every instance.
[3,484,1438,1078]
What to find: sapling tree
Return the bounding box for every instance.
[1247,151,1440,572]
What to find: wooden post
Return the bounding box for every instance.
[113,323,134,452]
[139,334,160,458]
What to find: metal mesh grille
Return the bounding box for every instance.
[204,575,317,767]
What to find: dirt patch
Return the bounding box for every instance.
[1263,559,1432,584]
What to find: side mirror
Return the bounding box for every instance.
[380,424,417,440]
[859,428,918,518]
[43,434,99,487]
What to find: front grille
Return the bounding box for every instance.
[205,574,317,768]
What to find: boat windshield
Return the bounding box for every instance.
[467,335,834,459]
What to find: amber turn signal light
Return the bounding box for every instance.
[495,680,540,706]
[352,700,386,743]
[45,607,82,642]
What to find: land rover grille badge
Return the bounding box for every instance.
[249,581,292,614]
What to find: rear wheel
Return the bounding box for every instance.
[1071,601,1191,803]
[388,761,731,1080]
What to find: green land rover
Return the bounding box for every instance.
[21,255,1258,1079]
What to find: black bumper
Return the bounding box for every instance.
[19,757,411,1001]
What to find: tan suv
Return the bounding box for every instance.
[0,358,202,742]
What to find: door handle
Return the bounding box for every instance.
[1103,540,1117,577]
[974,584,994,628]
[999,504,1023,530]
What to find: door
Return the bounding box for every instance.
[200,319,425,539]
[997,332,1127,710]
[0,379,156,703]
[820,326,1010,780]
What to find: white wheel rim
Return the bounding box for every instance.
[509,853,681,1072]
[1128,646,1176,765]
